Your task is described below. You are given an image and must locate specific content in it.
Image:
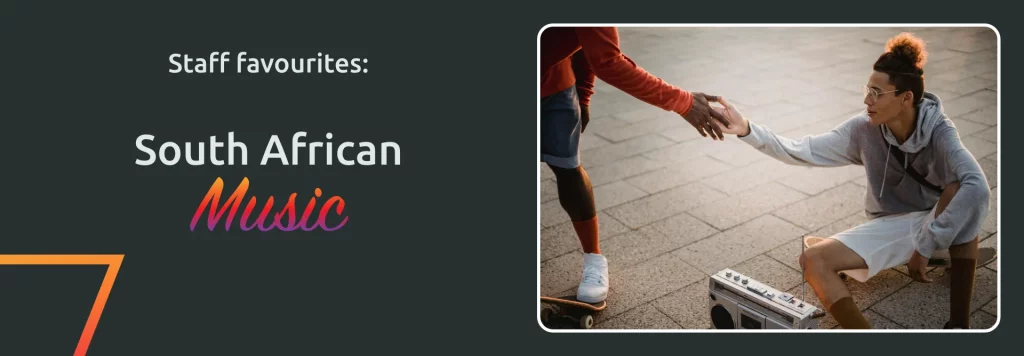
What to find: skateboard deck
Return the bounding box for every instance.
[803,236,997,269]
[540,295,606,329]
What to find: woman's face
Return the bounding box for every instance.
[863,71,912,126]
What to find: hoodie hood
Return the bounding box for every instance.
[880,91,947,153]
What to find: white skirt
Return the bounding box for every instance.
[829,207,937,282]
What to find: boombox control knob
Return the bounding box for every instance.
[734,275,741,281]
[726,271,732,278]
[742,278,748,285]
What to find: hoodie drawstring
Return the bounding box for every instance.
[879,144,891,199]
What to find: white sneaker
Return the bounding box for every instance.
[577,253,609,303]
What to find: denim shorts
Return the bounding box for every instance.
[540,85,582,169]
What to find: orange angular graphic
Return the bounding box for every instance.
[0,255,124,356]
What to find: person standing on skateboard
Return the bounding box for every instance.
[709,33,991,328]
[540,26,730,303]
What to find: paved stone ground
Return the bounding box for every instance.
[540,27,999,330]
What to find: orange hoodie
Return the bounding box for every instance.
[540,27,694,116]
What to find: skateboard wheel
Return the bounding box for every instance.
[541,308,552,325]
[580,315,594,329]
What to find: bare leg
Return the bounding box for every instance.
[801,238,871,328]
[935,182,979,328]
[548,164,599,254]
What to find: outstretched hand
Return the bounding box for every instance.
[710,97,751,137]
[684,92,731,140]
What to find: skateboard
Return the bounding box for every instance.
[540,295,606,329]
[803,236,997,280]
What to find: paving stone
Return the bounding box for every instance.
[540,181,647,228]
[540,199,567,228]
[540,179,558,203]
[929,89,963,102]
[923,48,969,63]
[606,182,727,229]
[755,112,840,135]
[540,163,554,181]
[647,212,719,247]
[595,303,680,329]
[945,32,997,53]
[981,233,998,272]
[626,157,732,194]
[541,212,629,262]
[700,159,810,195]
[584,155,668,188]
[871,268,997,329]
[780,165,866,196]
[774,183,867,231]
[735,102,804,123]
[859,310,905,329]
[929,59,996,82]
[652,278,712,329]
[642,135,743,163]
[580,133,676,168]
[825,310,905,329]
[777,112,860,140]
[612,107,672,124]
[785,87,864,113]
[593,181,650,211]
[660,125,704,143]
[597,253,705,323]
[579,134,613,152]
[961,135,997,159]
[767,212,870,271]
[732,255,804,292]
[928,77,993,95]
[706,140,773,168]
[949,118,990,136]
[687,182,808,230]
[789,269,911,329]
[849,175,868,188]
[833,73,871,94]
[982,297,997,316]
[584,115,632,134]
[943,90,997,118]
[960,105,997,126]
[593,114,688,143]
[602,225,702,271]
[972,126,997,144]
[674,215,807,275]
[972,311,997,330]
[589,97,650,121]
[540,251,582,296]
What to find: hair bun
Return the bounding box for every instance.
[885,32,928,71]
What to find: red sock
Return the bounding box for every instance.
[572,216,600,254]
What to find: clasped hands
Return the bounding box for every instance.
[685,93,750,139]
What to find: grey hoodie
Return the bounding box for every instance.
[739,92,991,259]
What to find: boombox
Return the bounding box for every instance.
[708,268,819,329]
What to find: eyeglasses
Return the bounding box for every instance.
[863,85,898,102]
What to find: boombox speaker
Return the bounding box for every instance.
[708,268,819,329]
